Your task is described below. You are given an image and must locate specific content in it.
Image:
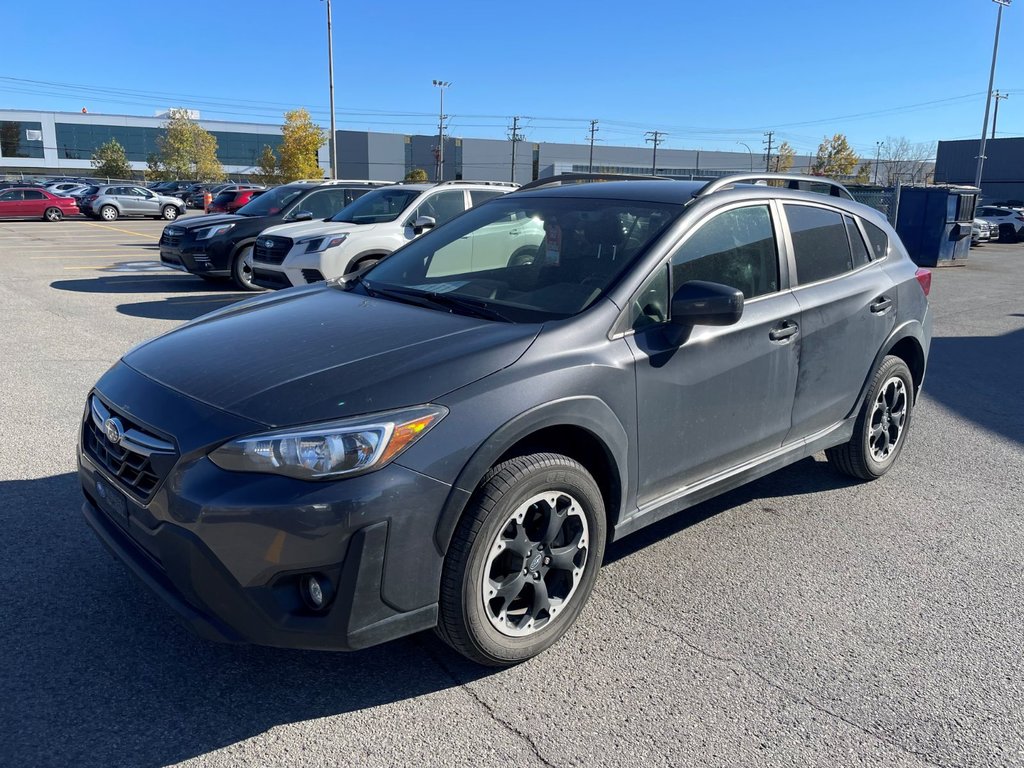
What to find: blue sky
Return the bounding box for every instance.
[3,0,1021,159]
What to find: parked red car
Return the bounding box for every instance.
[207,188,265,214]
[0,187,79,221]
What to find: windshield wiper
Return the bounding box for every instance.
[361,283,511,322]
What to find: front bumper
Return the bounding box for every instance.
[160,241,231,277]
[78,367,450,651]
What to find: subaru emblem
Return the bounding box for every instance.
[104,417,124,445]
[262,239,274,249]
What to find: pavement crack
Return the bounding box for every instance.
[419,639,557,768]
[603,584,951,767]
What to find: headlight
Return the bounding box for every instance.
[195,223,236,240]
[302,233,348,253]
[208,405,446,480]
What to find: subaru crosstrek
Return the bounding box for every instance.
[80,173,931,666]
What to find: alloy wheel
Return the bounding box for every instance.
[869,376,908,462]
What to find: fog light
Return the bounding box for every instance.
[302,574,325,610]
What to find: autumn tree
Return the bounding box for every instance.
[278,108,326,181]
[854,162,872,184]
[155,108,225,181]
[90,138,133,180]
[144,153,168,181]
[405,168,429,181]
[811,133,861,178]
[771,141,796,173]
[879,136,935,186]
[253,144,282,185]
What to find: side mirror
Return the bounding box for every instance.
[670,280,744,327]
[411,215,436,234]
[292,210,314,222]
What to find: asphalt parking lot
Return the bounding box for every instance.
[1,214,1023,768]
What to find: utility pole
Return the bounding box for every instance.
[975,0,1011,190]
[432,79,451,181]
[992,90,1009,139]
[874,141,884,185]
[508,116,525,183]
[644,130,665,175]
[763,131,774,173]
[325,0,337,179]
[587,119,599,172]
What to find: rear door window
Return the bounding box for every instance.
[784,204,853,284]
[470,189,505,206]
[23,190,45,200]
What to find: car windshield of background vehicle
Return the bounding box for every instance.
[361,197,683,322]
[235,186,304,216]
[330,188,422,224]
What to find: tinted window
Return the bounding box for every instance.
[344,188,371,206]
[671,205,779,299]
[299,188,349,218]
[785,204,852,284]
[861,220,888,260]
[629,263,671,331]
[236,185,304,216]
[470,189,506,206]
[331,187,422,224]
[0,190,22,201]
[23,190,45,200]
[845,216,870,268]
[417,190,467,226]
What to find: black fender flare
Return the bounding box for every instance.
[431,396,630,556]
[848,319,927,418]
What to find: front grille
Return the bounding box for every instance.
[301,269,325,284]
[160,227,184,248]
[254,236,293,265]
[252,268,292,290]
[83,396,177,501]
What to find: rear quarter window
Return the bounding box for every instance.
[861,219,889,260]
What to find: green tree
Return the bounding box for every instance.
[156,108,225,181]
[90,138,133,180]
[771,141,796,173]
[811,133,861,178]
[253,144,281,185]
[144,153,168,181]
[278,108,326,181]
[404,168,429,181]
[854,162,872,184]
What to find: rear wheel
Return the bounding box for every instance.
[99,205,118,222]
[436,453,606,666]
[43,207,63,222]
[231,245,261,291]
[827,355,914,480]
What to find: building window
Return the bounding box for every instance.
[0,121,45,158]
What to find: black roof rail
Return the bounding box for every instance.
[517,172,672,192]
[693,173,853,201]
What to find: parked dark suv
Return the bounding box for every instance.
[81,173,931,666]
[159,180,388,289]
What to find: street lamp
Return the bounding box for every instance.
[974,0,1011,191]
[736,142,753,171]
[324,0,337,179]
[874,141,884,186]
[432,80,451,181]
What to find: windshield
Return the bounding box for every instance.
[361,196,683,322]
[330,187,422,224]
[236,185,304,216]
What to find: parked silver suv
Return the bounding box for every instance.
[80,185,186,222]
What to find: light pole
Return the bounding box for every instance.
[874,141,884,186]
[974,0,1011,191]
[736,142,753,171]
[325,0,337,179]
[432,80,451,181]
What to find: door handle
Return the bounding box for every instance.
[870,296,893,314]
[769,321,799,342]
[508,230,520,236]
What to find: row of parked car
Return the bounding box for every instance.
[972,204,1024,245]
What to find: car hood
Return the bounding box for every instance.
[157,194,186,204]
[260,219,376,240]
[122,284,540,427]
[166,213,242,232]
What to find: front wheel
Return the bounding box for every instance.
[231,245,261,291]
[43,207,63,222]
[99,205,118,222]
[436,453,607,666]
[827,355,915,480]
[161,205,179,221]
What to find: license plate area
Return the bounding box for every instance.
[95,477,128,524]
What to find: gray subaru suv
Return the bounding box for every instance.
[79,173,931,666]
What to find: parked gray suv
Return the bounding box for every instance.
[80,184,186,221]
[79,173,931,666]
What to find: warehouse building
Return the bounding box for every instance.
[933,137,1024,203]
[1,108,815,182]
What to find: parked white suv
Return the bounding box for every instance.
[976,205,1024,238]
[251,180,518,289]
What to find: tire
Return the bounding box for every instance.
[348,256,380,274]
[43,207,63,222]
[231,244,261,291]
[826,355,914,480]
[99,205,118,222]
[161,205,179,221]
[436,453,607,666]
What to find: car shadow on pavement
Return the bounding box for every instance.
[51,275,229,295]
[1,472,488,768]
[116,294,251,322]
[925,326,1024,447]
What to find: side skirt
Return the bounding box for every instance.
[612,419,855,541]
